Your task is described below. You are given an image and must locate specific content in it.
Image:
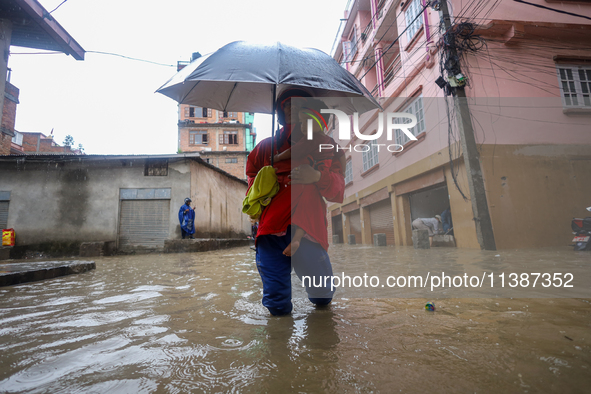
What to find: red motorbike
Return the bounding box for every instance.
[571,207,591,251]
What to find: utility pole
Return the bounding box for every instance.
[439,0,497,250]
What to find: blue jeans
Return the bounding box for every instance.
[256,229,334,315]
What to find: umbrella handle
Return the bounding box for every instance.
[271,85,277,166]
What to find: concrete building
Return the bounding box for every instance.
[326,0,591,249]
[0,153,250,253]
[176,55,257,180]
[0,0,84,156]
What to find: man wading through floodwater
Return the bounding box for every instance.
[246,89,345,315]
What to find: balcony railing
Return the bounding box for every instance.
[376,0,387,20]
[383,53,401,88]
[361,22,372,43]
[370,84,380,98]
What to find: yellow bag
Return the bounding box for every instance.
[242,166,280,219]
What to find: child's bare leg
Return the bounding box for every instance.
[283,226,305,256]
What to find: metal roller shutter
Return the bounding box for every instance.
[370,199,395,246]
[349,210,362,244]
[119,200,170,250]
[0,202,8,229]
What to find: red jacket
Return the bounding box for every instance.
[246,125,345,250]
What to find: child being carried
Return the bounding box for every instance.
[273,98,345,256]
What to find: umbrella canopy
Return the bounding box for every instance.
[156,41,381,115]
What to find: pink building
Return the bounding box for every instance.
[327,0,591,249]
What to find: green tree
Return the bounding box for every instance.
[63,135,74,147]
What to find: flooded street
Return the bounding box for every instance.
[1,245,590,393]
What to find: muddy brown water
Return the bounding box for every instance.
[0,246,590,393]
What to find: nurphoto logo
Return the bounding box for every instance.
[308,109,418,153]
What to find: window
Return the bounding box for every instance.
[220,131,238,145]
[342,41,352,64]
[405,0,424,41]
[345,160,353,184]
[225,157,238,163]
[350,25,358,60]
[395,95,425,146]
[557,65,591,108]
[144,159,168,176]
[185,106,210,118]
[11,131,23,146]
[339,54,346,69]
[362,143,379,172]
[189,130,208,145]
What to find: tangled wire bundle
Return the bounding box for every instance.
[438,21,487,88]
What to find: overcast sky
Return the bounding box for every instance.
[8,0,348,154]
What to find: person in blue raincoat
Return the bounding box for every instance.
[179,198,195,239]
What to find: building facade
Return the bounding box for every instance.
[0,0,84,156]
[0,81,19,155]
[0,153,250,253]
[176,55,256,179]
[10,131,83,155]
[177,107,255,179]
[326,0,591,249]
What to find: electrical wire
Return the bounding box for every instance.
[10,49,176,67]
[512,0,591,22]
[86,51,176,67]
[49,0,69,14]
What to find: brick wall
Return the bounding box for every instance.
[21,133,78,154]
[177,106,251,179]
[179,126,248,153]
[200,152,247,180]
[2,82,18,133]
[179,107,245,124]
[0,132,11,155]
[0,82,19,155]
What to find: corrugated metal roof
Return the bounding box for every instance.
[0,152,248,185]
[0,152,201,160]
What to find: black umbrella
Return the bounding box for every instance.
[157,41,381,160]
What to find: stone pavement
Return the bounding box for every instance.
[0,260,96,287]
